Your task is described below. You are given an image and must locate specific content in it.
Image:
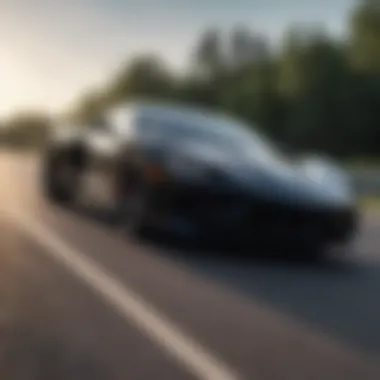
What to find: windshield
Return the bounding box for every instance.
[166,113,280,161]
[139,108,284,163]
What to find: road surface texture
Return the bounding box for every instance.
[0,151,379,380]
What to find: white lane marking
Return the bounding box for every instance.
[5,210,243,380]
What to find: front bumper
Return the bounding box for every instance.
[164,182,358,247]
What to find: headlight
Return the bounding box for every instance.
[303,158,355,203]
[304,159,350,187]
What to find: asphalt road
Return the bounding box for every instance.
[0,151,380,380]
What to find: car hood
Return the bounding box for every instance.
[176,141,354,209]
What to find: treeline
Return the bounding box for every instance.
[3,0,380,158]
[0,112,51,150]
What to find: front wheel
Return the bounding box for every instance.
[118,178,154,238]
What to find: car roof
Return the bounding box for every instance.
[109,101,261,141]
[113,100,225,125]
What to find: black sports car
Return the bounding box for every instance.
[42,102,358,257]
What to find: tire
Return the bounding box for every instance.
[41,152,78,204]
[119,176,153,238]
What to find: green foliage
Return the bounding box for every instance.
[192,28,224,78]
[0,112,51,150]
[349,0,380,73]
[70,90,108,125]
[5,0,380,157]
[109,55,175,103]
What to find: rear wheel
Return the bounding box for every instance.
[42,152,79,204]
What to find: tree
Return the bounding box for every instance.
[276,25,353,153]
[109,54,174,103]
[2,112,51,149]
[70,90,108,125]
[348,0,380,73]
[192,28,224,78]
[6,3,379,158]
[228,26,270,70]
[277,27,306,100]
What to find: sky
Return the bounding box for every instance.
[0,0,356,117]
